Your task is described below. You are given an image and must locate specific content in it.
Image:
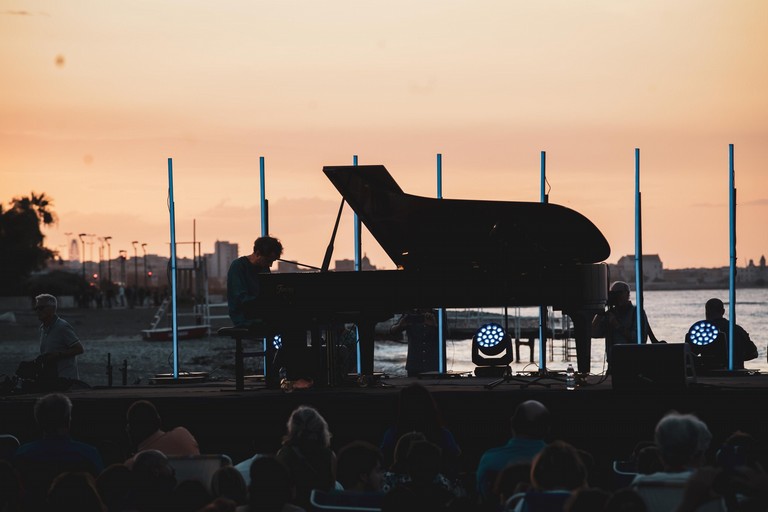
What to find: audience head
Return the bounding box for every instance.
[636,445,664,474]
[248,455,293,511]
[172,479,212,512]
[392,431,426,471]
[394,383,443,436]
[565,487,611,512]
[337,441,384,492]
[605,488,647,512]
[705,298,725,321]
[654,411,711,470]
[47,471,106,512]
[95,463,135,511]
[493,463,531,505]
[282,405,332,448]
[34,393,72,436]
[530,441,587,492]
[405,440,441,486]
[126,400,162,445]
[211,465,248,505]
[132,449,176,489]
[511,400,551,439]
[0,460,22,512]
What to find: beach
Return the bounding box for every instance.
[2,287,766,387]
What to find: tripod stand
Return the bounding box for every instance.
[485,365,553,389]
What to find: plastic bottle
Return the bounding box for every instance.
[566,363,576,390]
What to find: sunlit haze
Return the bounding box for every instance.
[2,1,767,270]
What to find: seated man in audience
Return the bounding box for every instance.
[476,399,550,504]
[125,400,199,465]
[336,441,385,493]
[631,411,724,512]
[13,393,104,511]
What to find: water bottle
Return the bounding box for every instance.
[279,367,293,392]
[566,363,576,390]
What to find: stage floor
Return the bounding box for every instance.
[3,373,768,489]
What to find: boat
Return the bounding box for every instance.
[141,324,210,342]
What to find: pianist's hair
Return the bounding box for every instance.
[253,236,284,257]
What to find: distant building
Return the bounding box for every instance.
[738,255,767,286]
[206,241,239,289]
[333,255,377,271]
[615,254,664,283]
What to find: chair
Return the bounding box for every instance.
[309,489,383,511]
[0,434,20,461]
[611,460,638,490]
[168,454,232,493]
[217,327,268,391]
[632,478,726,512]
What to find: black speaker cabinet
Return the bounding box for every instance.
[611,343,696,391]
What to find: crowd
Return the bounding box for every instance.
[2,383,768,512]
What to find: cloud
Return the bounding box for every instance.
[742,198,768,206]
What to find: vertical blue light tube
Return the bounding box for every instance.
[634,148,643,344]
[538,151,546,370]
[167,158,179,378]
[353,155,362,373]
[728,144,736,371]
[353,155,361,271]
[436,154,445,374]
[260,157,267,237]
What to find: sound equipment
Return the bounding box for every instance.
[611,343,696,391]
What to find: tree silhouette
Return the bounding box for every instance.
[0,192,57,295]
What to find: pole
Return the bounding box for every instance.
[539,151,548,370]
[142,244,148,289]
[105,236,112,283]
[132,241,139,300]
[436,153,446,374]
[78,233,87,280]
[352,155,362,374]
[168,158,179,379]
[260,156,267,237]
[728,144,736,371]
[353,155,361,271]
[634,148,644,344]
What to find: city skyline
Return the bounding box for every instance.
[2,1,767,270]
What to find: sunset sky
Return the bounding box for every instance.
[2,1,767,271]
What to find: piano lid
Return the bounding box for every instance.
[323,165,611,271]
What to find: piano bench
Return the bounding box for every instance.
[217,327,268,392]
[515,335,538,363]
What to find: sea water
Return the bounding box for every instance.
[374,288,768,377]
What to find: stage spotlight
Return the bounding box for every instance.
[472,323,514,377]
[687,320,719,346]
[272,334,283,350]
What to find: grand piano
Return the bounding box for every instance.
[250,165,610,381]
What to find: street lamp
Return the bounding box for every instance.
[104,236,112,283]
[141,243,148,289]
[78,233,87,280]
[132,241,139,292]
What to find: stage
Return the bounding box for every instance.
[2,373,767,490]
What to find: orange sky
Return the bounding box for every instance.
[2,1,767,270]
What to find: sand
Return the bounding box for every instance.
[0,307,246,386]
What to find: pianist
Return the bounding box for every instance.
[227,236,310,384]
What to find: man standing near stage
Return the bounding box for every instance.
[35,293,84,381]
[687,298,758,370]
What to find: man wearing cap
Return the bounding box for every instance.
[34,293,84,380]
[592,281,662,372]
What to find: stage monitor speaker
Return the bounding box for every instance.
[611,343,696,391]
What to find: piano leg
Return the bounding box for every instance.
[567,309,593,375]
